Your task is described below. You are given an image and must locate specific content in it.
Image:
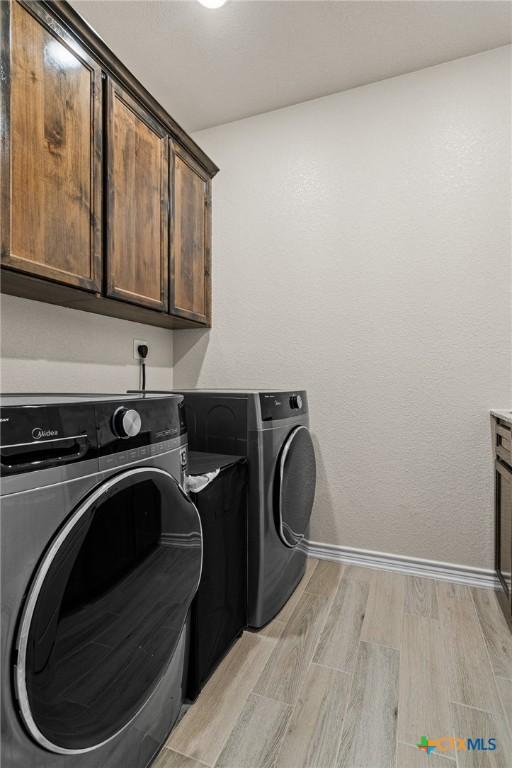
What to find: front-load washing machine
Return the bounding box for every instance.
[136,390,316,629]
[0,393,201,768]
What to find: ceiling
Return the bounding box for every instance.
[70,0,512,133]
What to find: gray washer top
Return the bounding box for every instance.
[1,393,181,406]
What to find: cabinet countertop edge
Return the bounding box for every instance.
[491,409,512,426]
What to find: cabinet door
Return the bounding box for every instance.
[170,142,211,325]
[106,80,169,311]
[496,460,512,620]
[1,1,102,290]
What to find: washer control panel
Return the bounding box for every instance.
[0,394,187,476]
[96,396,186,456]
[98,438,186,472]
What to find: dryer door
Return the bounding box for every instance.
[15,467,202,755]
[276,426,316,548]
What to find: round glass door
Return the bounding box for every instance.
[276,426,316,548]
[15,467,202,755]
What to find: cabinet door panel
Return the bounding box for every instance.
[106,80,169,311]
[170,143,211,325]
[2,0,102,290]
[496,461,512,608]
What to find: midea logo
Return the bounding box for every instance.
[32,427,58,440]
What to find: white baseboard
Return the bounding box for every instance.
[301,539,498,589]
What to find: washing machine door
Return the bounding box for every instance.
[15,467,202,755]
[276,425,316,548]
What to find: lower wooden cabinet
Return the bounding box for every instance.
[170,142,211,325]
[496,459,512,625]
[106,79,169,312]
[493,418,512,629]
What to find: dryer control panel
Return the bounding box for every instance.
[259,391,308,421]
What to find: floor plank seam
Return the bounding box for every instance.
[165,744,213,767]
[496,686,512,746]
[468,587,500,675]
[311,659,353,675]
[209,683,265,763]
[269,656,317,767]
[230,690,294,768]
[449,699,500,716]
[303,567,344,598]
[403,607,437,620]
[249,690,293,708]
[304,586,334,597]
[333,636,367,768]
[356,636,400,653]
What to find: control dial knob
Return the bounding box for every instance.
[112,407,142,439]
[289,394,303,410]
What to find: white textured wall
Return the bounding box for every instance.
[0,295,173,393]
[174,47,512,570]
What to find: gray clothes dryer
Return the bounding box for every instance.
[138,390,316,629]
[1,394,201,768]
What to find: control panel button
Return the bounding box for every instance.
[112,408,142,439]
[289,395,303,410]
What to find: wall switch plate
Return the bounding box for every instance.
[133,339,149,360]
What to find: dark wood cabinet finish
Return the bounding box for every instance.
[0,269,203,329]
[106,80,169,311]
[493,418,512,630]
[170,142,211,325]
[49,1,217,179]
[1,0,218,330]
[1,0,102,291]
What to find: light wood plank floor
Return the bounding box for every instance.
[158,560,512,768]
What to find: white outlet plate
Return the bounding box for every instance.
[133,339,149,360]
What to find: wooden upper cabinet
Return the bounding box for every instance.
[1,1,102,290]
[106,79,169,311]
[1,1,218,329]
[170,142,211,325]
